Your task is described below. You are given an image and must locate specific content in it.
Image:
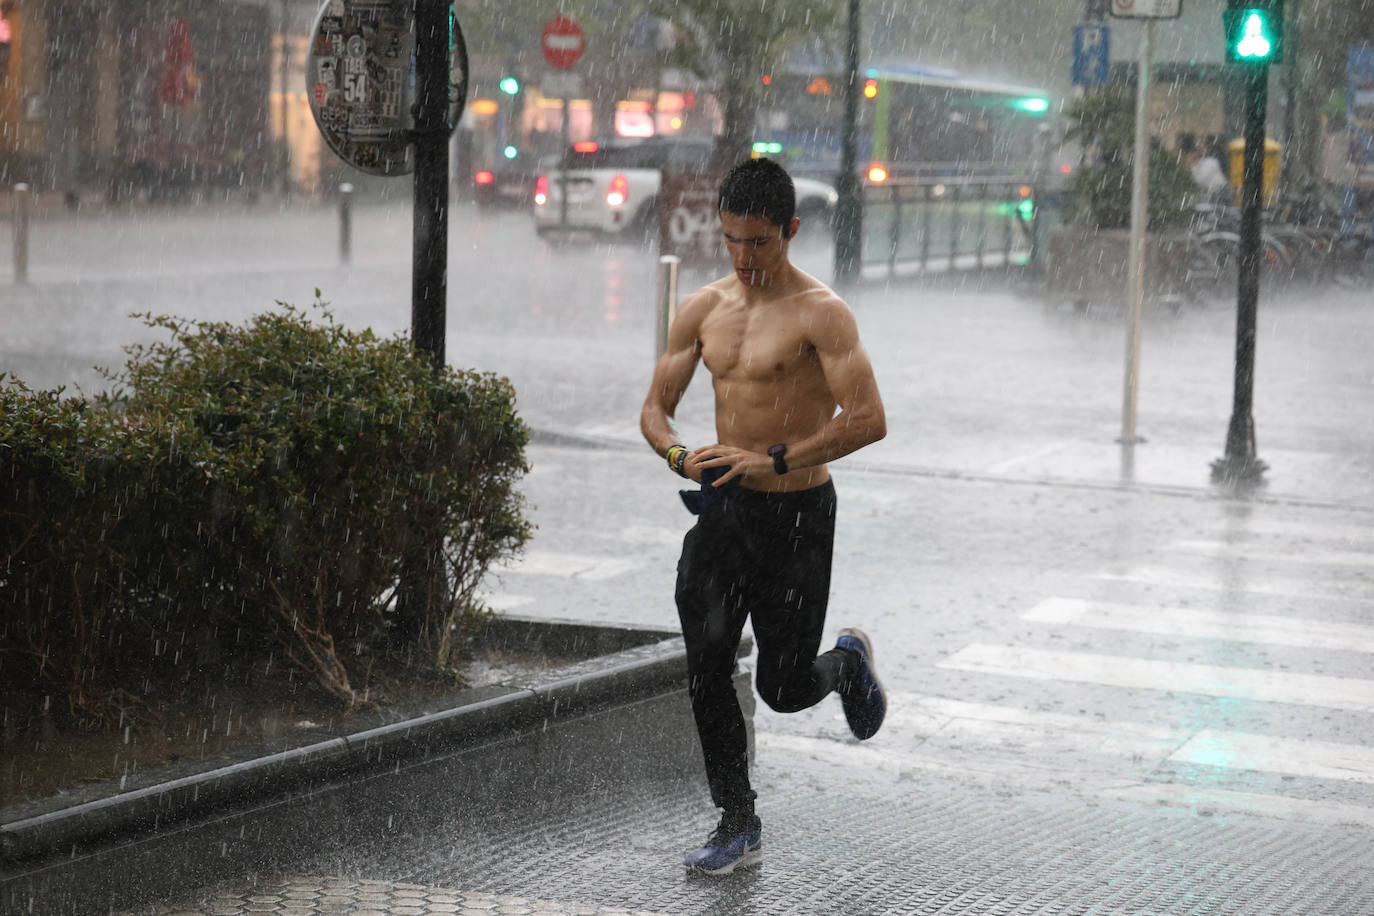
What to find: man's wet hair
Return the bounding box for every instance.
[718,158,796,232]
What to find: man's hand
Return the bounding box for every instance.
[690,444,771,486]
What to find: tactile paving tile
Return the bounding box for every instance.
[373,774,1373,915]
[127,768,1374,915]
[135,876,671,916]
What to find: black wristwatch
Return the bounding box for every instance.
[768,443,789,475]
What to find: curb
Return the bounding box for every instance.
[1,615,749,913]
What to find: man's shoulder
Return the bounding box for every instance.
[674,280,735,332]
[790,271,853,316]
[680,279,732,313]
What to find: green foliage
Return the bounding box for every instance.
[1063,85,1199,231]
[1,302,530,723]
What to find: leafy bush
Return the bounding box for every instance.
[1064,85,1199,231]
[1,302,530,723]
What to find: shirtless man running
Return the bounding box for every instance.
[639,158,889,876]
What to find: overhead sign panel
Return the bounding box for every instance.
[1110,0,1183,18]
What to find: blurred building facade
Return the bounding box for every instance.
[0,0,275,201]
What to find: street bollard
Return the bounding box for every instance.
[654,254,681,361]
[13,182,30,285]
[339,182,354,265]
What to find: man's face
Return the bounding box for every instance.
[720,210,800,287]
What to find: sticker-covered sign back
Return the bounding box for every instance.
[306,0,469,177]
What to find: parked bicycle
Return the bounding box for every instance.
[1181,182,1374,303]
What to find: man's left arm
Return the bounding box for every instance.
[782,301,887,471]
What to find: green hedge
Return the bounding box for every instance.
[0,302,530,723]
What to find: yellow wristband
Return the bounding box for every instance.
[665,445,688,477]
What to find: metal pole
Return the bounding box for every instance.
[279,0,291,198]
[12,182,29,285]
[339,182,353,265]
[975,181,987,270]
[559,95,570,231]
[832,0,862,285]
[887,186,900,279]
[920,183,932,270]
[398,0,454,634]
[654,255,681,360]
[949,185,960,264]
[411,0,449,371]
[1121,19,1152,447]
[1281,0,1299,191]
[1212,64,1270,485]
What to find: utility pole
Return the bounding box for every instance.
[832,0,862,286]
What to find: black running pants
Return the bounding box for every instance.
[675,478,851,814]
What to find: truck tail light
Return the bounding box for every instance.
[535,175,548,206]
[474,170,495,185]
[607,174,629,207]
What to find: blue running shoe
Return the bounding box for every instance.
[684,815,762,876]
[836,627,886,740]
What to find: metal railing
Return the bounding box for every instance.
[860,175,1037,280]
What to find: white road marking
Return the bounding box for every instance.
[1023,596,1374,654]
[984,442,1072,476]
[618,525,684,547]
[495,551,644,581]
[883,691,1185,761]
[1170,729,1374,785]
[1202,518,1373,543]
[756,732,1374,829]
[1096,567,1374,604]
[1097,784,1374,829]
[1170,539,1374,570]
[939,644,1374,713]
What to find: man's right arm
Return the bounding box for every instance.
[640,293,707,470]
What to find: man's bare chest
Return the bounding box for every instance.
[699,311,816,383]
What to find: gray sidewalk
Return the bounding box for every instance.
[131,745,1372,915]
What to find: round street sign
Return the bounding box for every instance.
[306,0,469,177]
[541,16,585,70]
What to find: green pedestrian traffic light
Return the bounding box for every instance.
[1224,1,1283,65]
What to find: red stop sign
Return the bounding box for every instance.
[541,16,585,70]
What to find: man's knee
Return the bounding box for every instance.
[755,671,816,713]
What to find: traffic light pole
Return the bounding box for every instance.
[1212,63,1269,485]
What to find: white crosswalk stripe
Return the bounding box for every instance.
[1169,730,1374,785]
[1096,566,1374,603]
[756,730,1374,830]
[1022,596,1374,654]
[1168,539,1374,570]
[1198,518,1372,542]
[939,643,1374,713]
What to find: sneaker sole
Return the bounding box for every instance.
[838,627,886,740]
[686,846,762,877]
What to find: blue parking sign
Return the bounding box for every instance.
[1072,24,1111,86]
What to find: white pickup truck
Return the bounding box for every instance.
[533,138,838,239]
